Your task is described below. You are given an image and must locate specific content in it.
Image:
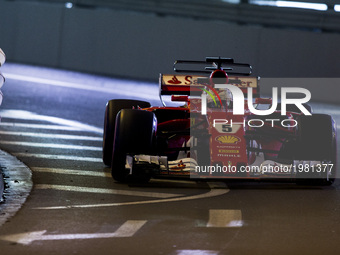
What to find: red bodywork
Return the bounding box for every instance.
[132,71,299,179]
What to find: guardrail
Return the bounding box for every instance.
[14,0,340,32]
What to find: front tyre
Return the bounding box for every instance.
[111,109,156,182]
[103,99,150,166]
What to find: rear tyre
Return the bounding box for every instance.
[103,99,150,166]
[112,109,156,182]
[295,114,337,185]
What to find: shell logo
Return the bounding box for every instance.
[216,135,241,144]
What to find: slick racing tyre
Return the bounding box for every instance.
[111,109,156,182]
[103,99,151,166]
[295,114,337,185]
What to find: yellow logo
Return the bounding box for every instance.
[216,135,241,144]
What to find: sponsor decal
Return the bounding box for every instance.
[169,160,186,171]
[164,75,193,85]
[217,154,241,158]
[167,76,182,84]
[218,149,239,154]
[215,135,241,144]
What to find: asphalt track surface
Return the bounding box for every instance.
[0,63,339,255]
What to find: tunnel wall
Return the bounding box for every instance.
[0,1,340,103]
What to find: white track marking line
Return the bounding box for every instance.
[5,72,158,100]
[0,141,102,151]
[35,184,184,198]
[113,220,147,237]
[34,182,229,209]
[206,209,243,228]
[0,220,147,245]
[0,122,83,131]
[0,109,103,134]
[31,167,111,178]
[0,130,102,141]
[13,153,102,162]
[176,250,219,255]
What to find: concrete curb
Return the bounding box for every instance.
[0,150,33,226]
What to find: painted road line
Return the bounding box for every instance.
[31,167,111,178]
[0,122,83,131]
[206,209,243,228]
[5,72,158,101]
[0,109,103,134]
[0,131,102,141]
[35,184,184,198]
[13,153,102,162]
[176,250,219,255]
[34,182,229,209]
[0,141,102,151]
[0,220,147,245]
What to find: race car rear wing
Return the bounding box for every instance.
[160,74,259,97]
[173,57,252,75]
[160,57,258,105]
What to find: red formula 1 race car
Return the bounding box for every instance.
[103,57,337,185]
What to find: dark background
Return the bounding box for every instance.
[1,0,340,85]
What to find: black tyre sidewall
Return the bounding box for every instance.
[102,99,150,166]
[111,109,156,182]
